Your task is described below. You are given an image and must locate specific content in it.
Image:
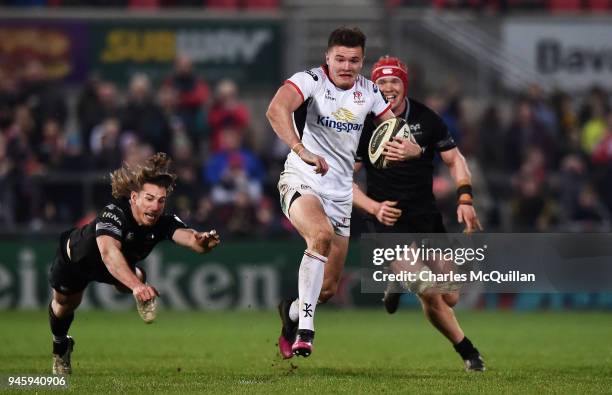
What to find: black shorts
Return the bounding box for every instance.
[365,212,447,234]
[48,230,138,295]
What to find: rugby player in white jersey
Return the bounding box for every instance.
[266,27,422,358]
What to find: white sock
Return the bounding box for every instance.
[297,250,327,331]
[289,298,299,322]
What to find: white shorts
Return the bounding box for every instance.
[278,170,351,237]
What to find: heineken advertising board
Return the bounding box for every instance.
[0,240,609,310]
[0,240,372,310]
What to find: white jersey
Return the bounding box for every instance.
[284,66,390,200]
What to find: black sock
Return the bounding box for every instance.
[49,302,74,355]
[453,336,479,360]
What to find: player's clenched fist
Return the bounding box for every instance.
[298,148,329,175]
[375,200,402,226]
[132,284,159,302]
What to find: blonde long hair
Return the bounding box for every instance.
[110,152,177,199]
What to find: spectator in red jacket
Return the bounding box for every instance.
[208,79,250,152]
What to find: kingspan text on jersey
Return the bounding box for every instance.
[317,116,364,133]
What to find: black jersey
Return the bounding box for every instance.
[66,198,186,278]
[356,98,456,215]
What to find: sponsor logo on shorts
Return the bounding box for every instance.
[280,183,310,197]
[279,183,290,196]
[333,217,351,228]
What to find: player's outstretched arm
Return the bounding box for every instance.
[440,148,483,233]
[96,235,158,302]
[172,228,220,254]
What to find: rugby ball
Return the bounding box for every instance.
[368,117,413,169]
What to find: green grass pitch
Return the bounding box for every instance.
[1,309,611,394]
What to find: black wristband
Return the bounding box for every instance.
[456,184,473,200]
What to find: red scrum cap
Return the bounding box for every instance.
[371,55,409,96]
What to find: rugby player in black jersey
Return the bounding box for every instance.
[353,56,485,372]
[48,152,220,374]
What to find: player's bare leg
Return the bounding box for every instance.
[279,230,347,358]
[50,290,83,374]
[280,195,333,357]
[418,291,485,371]
[383,243,435,314]
[418,292,464,343]
[319,234,349,304]
[382,258,426,314]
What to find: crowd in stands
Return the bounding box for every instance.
[0,54,611,237]
[3,0,612,12]
[434,83,612,233]
[0,56,291,236]
[387,0,612,13]
[0,0,280,8]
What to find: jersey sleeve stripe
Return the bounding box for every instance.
[284,80,305,102]
[96,222,122,237]
[374,103,392,119]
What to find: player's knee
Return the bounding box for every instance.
[419,293,445,311]
[53,294,81,312]
[443,292,459,307]
[309,226,333,255]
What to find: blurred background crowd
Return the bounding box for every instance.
[1,0,611,12]
[0,55,291,237]
[0,1,611,239]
